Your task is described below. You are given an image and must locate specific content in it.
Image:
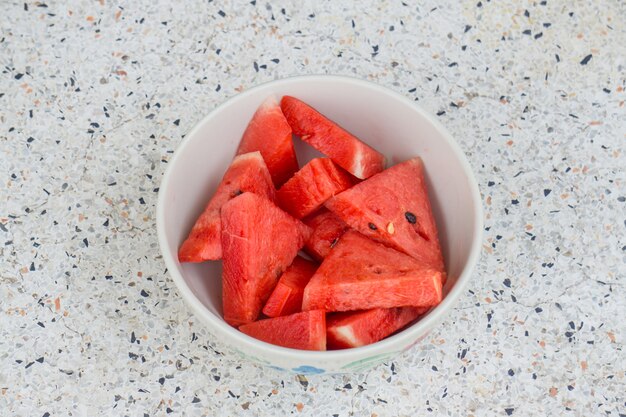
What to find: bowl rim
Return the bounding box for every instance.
[156,74,483,362]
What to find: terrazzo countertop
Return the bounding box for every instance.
[1,0,625,415]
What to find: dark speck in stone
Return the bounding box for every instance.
[477,1,482,6]
[617,196,625,202]
[511,199,519,205]
[580,54,592,65]
[83,238,89,247]
[218,10,226,17]
[543,22,551,27]
[544,189,552,196]
[158,377,165,385]
[30,262,35,271]
[567,385,574,391]
[464,25,472,32]
[140,290,149,297]
[15,73,24,80]
[505,408,514,416]
[173,119,180,126]
[535,307,543,313]
[524,10,530,17]
[192,397,201,403]
[503,278,511,288]
[432,365,438,371]
[42,414,50,417]
[166,408,173,413]
[508,369,514,376]
[437,110,446,116]
[487,181,495,186]
[534,32,543,39]
[603,88,610,93]
[522,29,531,35]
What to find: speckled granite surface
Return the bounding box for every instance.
[1,0,625,415]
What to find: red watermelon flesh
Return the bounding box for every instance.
[262,256,318,318]
[325,157,445,273]
[178,152,275,262]
[221,192,312,326]
[276,158,354,219]
[280,96,385,179]
[327,306,428,349]
[302,231,443,312]
[302,208,349,261]
[237,96,299,187]
[239,310,327,351]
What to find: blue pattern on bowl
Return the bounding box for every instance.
[291,365,325,375]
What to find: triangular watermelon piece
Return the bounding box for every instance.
[262,256,318,318]
[237,96,299,187]
[221,192,312,326]
[302,208,349,261]
[276,158,355,219]
[302,231,443,312]
[327,306,428,349]
[178,152,275,262]
[325,157,445,272]
[238,310,327,351]
[280,96,385,179]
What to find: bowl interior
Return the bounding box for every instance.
[160,77,479,326]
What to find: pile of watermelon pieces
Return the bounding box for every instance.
[179,96,446,351]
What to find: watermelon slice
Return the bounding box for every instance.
[276,158,354,219]
[221,192,312,326]
[280,96,385,179]
[239,310,326,350]
[262,256,318,318]
[178,152,275,262]
[325,157,445,272]
[302,231,443,312]
[302,208,349,261]
[327,306,428,349]
[237,96,299,187]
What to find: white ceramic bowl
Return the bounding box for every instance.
[157,75,482,374]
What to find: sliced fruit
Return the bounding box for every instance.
[327,306,428,349]
[237,96,299,187]
[276,158,354,219]
[302,208,349,261]
[239,310,327,351]
[325,157,444,272]
[280,95,385,179]
[178,152,275,262]
[221,192,311,326]
[262,256,318,318]
[302,231,443,312]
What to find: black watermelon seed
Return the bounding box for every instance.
[330,238,339,248]
[368,223,377,230]
[405,212,417,224]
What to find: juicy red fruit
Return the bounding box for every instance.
[178,152,275,262]
[239,310,327,351]
[302,231,443,312]
[237,96,299,187]
[327,306,428,349]
[221,192,311,326]
[302,208,349,261]
[280,96,385,179]
[262,256,318,318]
[326,156,445,273]
[276,158,354,219]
